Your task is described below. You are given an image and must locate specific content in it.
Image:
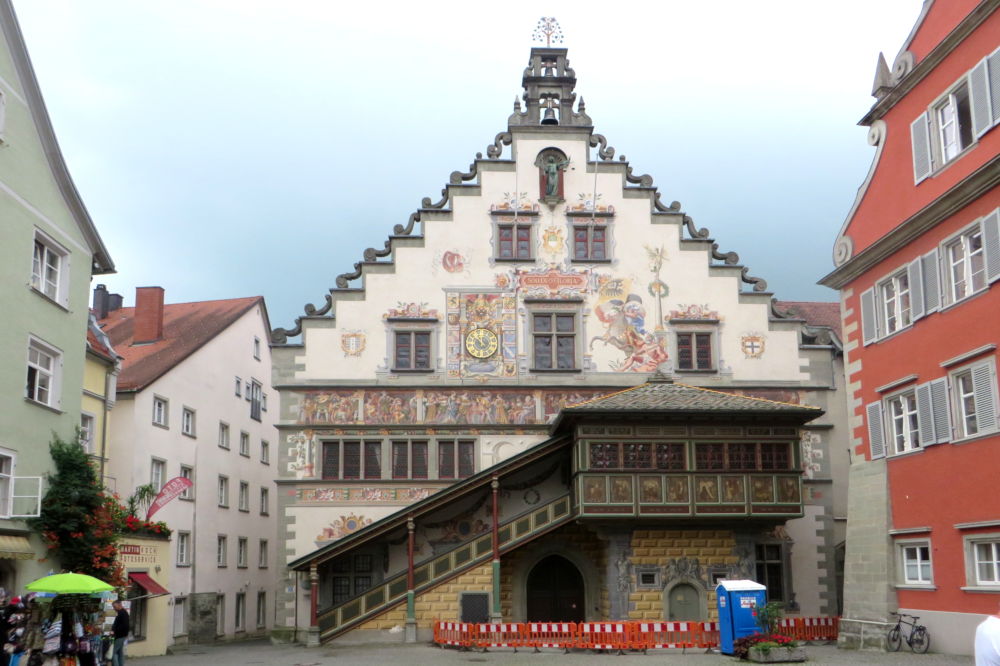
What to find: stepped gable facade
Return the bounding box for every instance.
[271,45,849,644]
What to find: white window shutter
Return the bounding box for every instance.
[989,49,1000,126]
[915,382,936,446]
[929,377,951,444]
[911,112,933,184]
[860,288,879,345]
[908,258,925,321]
[922,249,941,313]
[969,59,993,138]
[972,364,998,433]
[11,476,42,518]
[867,401,886,460]
[982,208,1000,284]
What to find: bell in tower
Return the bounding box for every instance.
[508,18,593,128]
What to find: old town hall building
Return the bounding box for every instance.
[269,45,849,644]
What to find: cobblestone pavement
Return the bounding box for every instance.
[131,639,974,665]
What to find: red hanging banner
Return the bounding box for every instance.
[146,477,193,520]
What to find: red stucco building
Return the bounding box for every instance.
[821,0,1000,655]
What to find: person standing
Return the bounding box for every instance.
[111,600,129,666]
[976,601,1000,666]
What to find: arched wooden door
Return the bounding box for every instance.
[526,555,585,622]
[668,583,700,621]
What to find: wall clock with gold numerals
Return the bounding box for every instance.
[465,328,499,359]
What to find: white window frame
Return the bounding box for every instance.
[150,458,166,493]
[258,539,269,568]
[934,81,974,165]
[181,407,196,437]
[179,465,193,500]
[26,337,61,409]
[253,336,261,360]
[879,270,912,335]
[260,440,270,464]
[249,380,263,421]
[944,224,987,304]
[0,450,42,519]
[260,487,269,516]
[238,481,249,512]
[219,422,230,449]
[79,412,96,453]
[152,396,168,427]
[236,537,248,568]
[239,431,250,457]
[885,390,920,455]
[176,531,191,566]
[949,359,999,441]
[30,230,69,305]
[216,535,228,568]
[897,539,933,585]
[217,475,229,508]
[234,377,242,397]
[964,532,1000,590]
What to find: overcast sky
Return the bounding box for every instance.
[13,0,924,337]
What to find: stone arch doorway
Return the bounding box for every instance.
[526,554,585,622]
[663,576,708,621]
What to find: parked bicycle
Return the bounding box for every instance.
[886,611,930,653]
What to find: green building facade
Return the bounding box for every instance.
[0,0,113,588]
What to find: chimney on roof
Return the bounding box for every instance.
[93,284,108,319]
[93,284,124,319]
[134,287,165,343]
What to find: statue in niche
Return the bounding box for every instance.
[542,155,569,196]
[536,149,570,206]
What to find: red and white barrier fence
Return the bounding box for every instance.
[433,617,839,651]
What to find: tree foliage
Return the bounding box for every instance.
[28,434,126,587]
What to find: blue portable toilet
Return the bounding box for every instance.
[716,579,767,654]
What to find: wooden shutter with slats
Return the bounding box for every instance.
[972,363,998,434]
[867,401,886,460]
[911,112,933,183]
[908,258,925,321]
[922,249,941,313]
[989,49,1000,126]
[915,382,936,447]
[970,59,993,137]
[982,209,1000,284]
[860,288,879,345]
[929,378,951,444]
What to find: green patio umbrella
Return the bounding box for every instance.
[25,573,113,595]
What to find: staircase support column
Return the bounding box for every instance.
[405,516,417,642]
[491,477,502,622]
[307,563,320,646]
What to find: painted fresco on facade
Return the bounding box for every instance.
[340,330,367,357]
[298,487,435,504]
[567,192,613,213]
[296,388,611,426]
[287,431,318,478]
[740,333,766,359]
[668,304,721,321]
[383,302,440,319]
[315,514,373,546]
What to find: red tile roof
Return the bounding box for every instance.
[99,297,262,392]
[775,300,842,336]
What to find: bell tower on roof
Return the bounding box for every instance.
[509,18,592,128]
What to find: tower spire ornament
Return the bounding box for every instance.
[532,17,563,47]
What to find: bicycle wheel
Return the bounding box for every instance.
[886,625,902,651]
[910,626,930,654]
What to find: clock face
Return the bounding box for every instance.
[465,328,499,359]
